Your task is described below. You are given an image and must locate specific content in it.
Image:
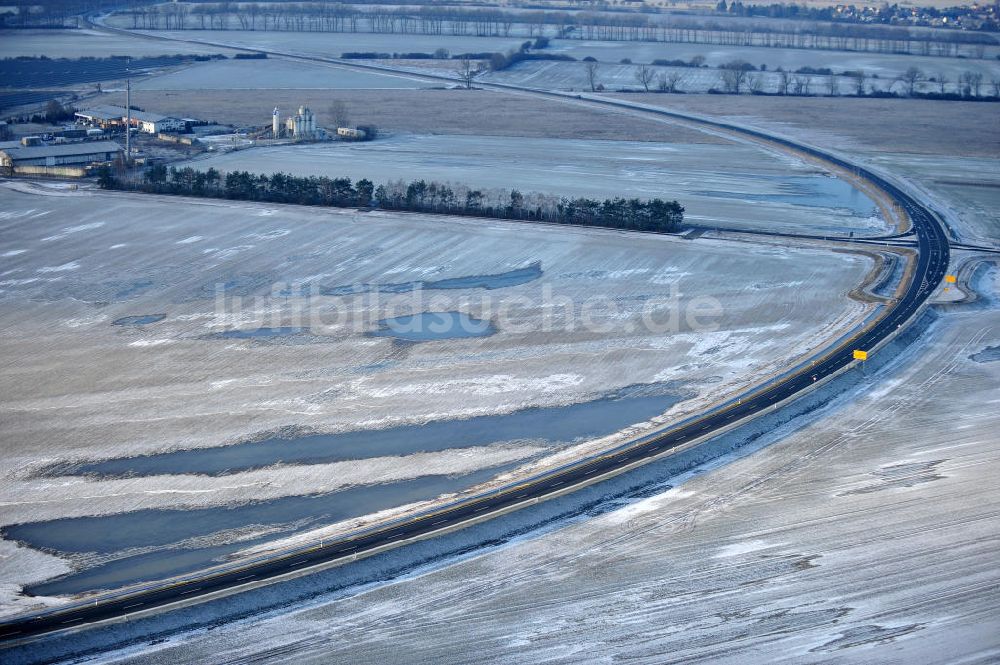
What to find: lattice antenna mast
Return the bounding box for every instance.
[125,57,131,163]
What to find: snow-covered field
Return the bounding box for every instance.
[101,18,1000,70]
[75,85,997,665]
[600,94,999,248]
[866,153,1000,248]
[95,265,1000,664]
[135,57,430,91]
[110,28,527,60]
[0,28,240,58]
[55,23,999,98]
[182,134,889,236]
[2,22,997,660]
[90,25,1000,95]
[0,182,874,612]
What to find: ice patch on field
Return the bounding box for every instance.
[128,339,173,347]
[36,261,80,273]
[646,329,741,354]
[40,222,104,242]
[605,268,650,279]
[210,377,275,390]
[208,245,255,259]
[603,487,695,523]
[651,267,693,284]
[244,229,290,240]
[360,374,584,398]
[0,541,72,620]
[64,315,107,328]
[714,539,778,559]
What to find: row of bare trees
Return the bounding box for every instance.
[597,60,999,97]
[116,3,995,59]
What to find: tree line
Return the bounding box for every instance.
[596,58,999,98]
[99,165,684,233]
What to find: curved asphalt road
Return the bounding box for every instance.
[0,27,952,644]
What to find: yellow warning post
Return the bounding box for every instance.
[945,275,957,284]
[853,349,868,361]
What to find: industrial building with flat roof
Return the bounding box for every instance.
[0,141,123,170]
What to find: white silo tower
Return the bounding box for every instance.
[272,107,280,138]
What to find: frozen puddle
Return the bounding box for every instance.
[9,466,511,597]
[112,314,166,326]
[57,383,687,479]
[969,345,1000,363]
[312,263,543,297]
[369,311,495,342]
[696,174,877,216]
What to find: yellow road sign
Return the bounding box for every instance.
[945,274,957,283]
[853,349,868,361]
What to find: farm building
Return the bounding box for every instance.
[337,127,367,140]
[0,141,123,170]
[76,106,185,134]
[128,110,185,134]
[75,106,129,130]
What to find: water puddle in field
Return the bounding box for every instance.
[212,326,306,339]
[312,262,542,297]
[369,311,495,342]
[22,382,688,596]
[112,314,166,326]
[697,175,877,216]
[11,466,512,596]
[969,345,1000,363]
[54,383,687,480]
